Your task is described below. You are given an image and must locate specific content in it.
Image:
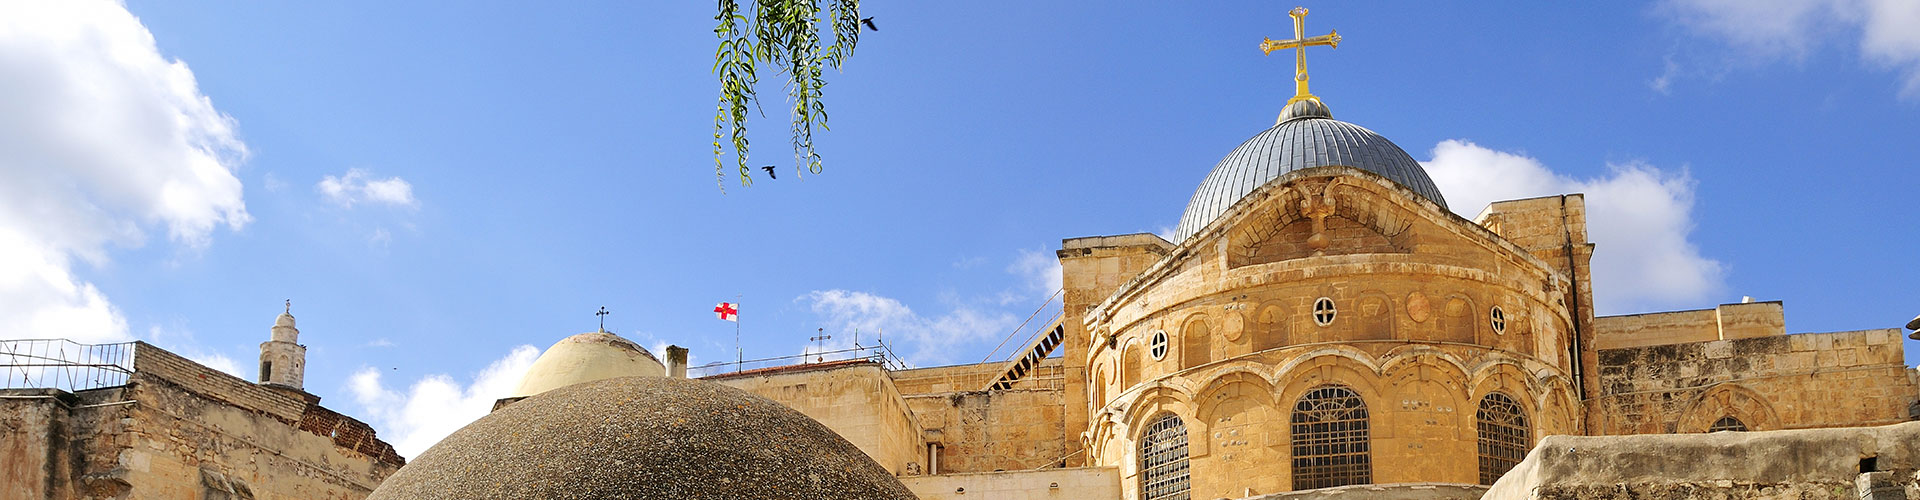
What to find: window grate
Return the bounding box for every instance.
[1708,415,1747,433]
[1476,392,1530,485]
[1312,298,1337,326]
[1139,413,1190,500]
[1291,384,1370,490]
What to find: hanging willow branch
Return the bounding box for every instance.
[714,0,861,191]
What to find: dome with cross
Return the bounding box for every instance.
[509,331,663,399]
[1170,7,1447,243]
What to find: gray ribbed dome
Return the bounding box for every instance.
[1171,117,1447,243]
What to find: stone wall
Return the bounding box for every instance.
[1485,421,1920,499]
[1,343,403,499]
[1592,328,1916,434]
[1239,482,1486,500]
[709,361,927,475]
[1590,301,1785,350]
[1060,233,1175,470]
[893,358,1064,396]
[902,467,1119,500]
[132,341,307,420]
[904,387,1070,474]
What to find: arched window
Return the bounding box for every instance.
[1291,384,1370,490]
[1139,413,1190,500]
[1708,415,1747,433]
[1476,392,1530,485]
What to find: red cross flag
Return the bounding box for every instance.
[714,302,738,322]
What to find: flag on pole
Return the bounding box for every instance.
[714,302,738,322]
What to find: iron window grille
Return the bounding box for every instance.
[1708,415,1747,433]
[1489,306,1507,335]
[1139,413,1191,500]
[1312,298,1337,327]
[1291,384,1370,490]
[1476,392,1530,485]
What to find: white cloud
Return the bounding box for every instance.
[364,338,395,348]
[318,169,417,208]
[1650,56,1681,95]
[0,0,248,344]
[1422,140,1725,314]
[802,290,1018,367]
[348,345,540,458]
[1009,248,1064,298]
[1661,0,1920,98]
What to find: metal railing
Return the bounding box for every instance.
[688,342,908,379]
[1,339,136,392]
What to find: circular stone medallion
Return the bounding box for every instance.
[1222,311,1245,342]
[1406,292,1431,323]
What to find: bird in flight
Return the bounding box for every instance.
[761,165,777,179]
[861,17,877,32]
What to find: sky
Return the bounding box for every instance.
[4,0,1918,458]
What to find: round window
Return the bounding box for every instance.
[1312,297,1337,327]
[1149,330,1169,360]
[1490,306,1507,335]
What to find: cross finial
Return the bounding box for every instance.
[596,306,610,332]
[1260,7,1342,104]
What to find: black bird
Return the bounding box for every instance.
[761,165,777,179]
[861,17,877,32]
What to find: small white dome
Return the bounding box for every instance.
[510,332,663,398]
[275,313,296,328]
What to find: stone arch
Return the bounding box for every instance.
[1353,290,1395,341]
[1181,313,1213,370]
[1136,411,1192,500]
[1468,359,1540,414]
[1094,363,1110,408]
[1533,379,1580,438]
[1122,385,1197,430]
[1123,343,1144,391]
[1253,302,1291,352]
[1275,352,1386,429]
[1380,351,1471,465]
[1274,346,1383,382]
[1677,383,1780,433]
[1439,293,1477,344]
[1193,371,1281,477]
[1379,346,1472,380]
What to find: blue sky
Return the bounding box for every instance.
[5,1,1917,455]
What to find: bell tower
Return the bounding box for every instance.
[259,300,307,390]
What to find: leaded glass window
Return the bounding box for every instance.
[1291,384,1370,490]
[1708,415,1747,432]
[1139,413,1190,500]
[1476,392,1530,485]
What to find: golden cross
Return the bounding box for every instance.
[1260,7,1341,103]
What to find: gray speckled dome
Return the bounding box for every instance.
[368,376,916,500]
[1171,117,1448,243]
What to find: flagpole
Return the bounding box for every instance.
[735,294,743,372]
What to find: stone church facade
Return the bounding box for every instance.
[714,86,1920,500]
